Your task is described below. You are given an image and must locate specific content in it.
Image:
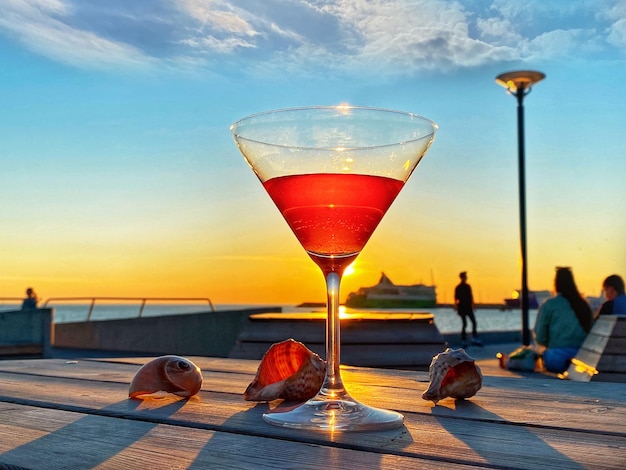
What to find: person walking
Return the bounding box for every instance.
[534,267,593,374]
[454,271,481,347]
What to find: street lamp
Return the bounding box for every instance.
[495,70,545,346]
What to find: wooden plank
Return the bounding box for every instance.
[0,383,621,470]
[605,336,626,354]
[612,317,626,335]
[2,356,626,402]
[0,403,464,470]
[579,331,612,355]
[598,353,626,371]
[1,384,624,470]
[0,358,626,429]
[0,359,626,468]
[591,316,618,336]
[3,356,626,401]
[567,315,626,382]
[0,356,264,379]
[1,360,626,436]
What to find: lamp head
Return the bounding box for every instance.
[496,70,545,94]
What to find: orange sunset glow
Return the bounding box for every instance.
[1,1,624,308]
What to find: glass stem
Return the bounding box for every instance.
[321,271,348,398]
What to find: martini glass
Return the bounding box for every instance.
[230,105,437,431]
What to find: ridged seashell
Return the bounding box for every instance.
[129,355,203,398]
[422,348,483,404]
[244,339,326,402]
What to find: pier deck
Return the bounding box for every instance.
[0,355,624,469]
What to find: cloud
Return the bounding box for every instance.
[0,0,157,69]
[0,0,623,75]
[477,17,521,43]
[604,3,626,50]
[482,0,622,60]
[177,0,257,36]
[526,29,602,59]
[608,18,626,49]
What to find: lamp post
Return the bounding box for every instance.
[495,70,545,346]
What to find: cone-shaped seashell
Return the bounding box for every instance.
[129,355,203,398]
[244,339,326,402]
[422,348,482,404]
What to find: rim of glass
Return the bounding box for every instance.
[230,105,438,151]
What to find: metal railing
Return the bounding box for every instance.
[0,297,26,310]
[40,297,216,321]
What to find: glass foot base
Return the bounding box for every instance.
[263,398,404,432]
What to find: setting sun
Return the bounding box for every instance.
[344,263,356,277]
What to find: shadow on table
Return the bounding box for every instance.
[0,398,188,469]
[188,401,414,470]
[431,400,586,469]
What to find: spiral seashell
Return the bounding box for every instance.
[244,339,326,402]
[422,348,483,404]
[129,355,203,398]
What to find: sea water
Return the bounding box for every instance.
[0,302,537,334]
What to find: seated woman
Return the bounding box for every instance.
[534,267,593,374]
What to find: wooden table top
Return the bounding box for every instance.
[0,355,625,469]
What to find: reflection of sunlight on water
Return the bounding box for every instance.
[338,306,538,333]
[339,305,350,319]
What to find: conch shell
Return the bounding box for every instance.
[244,339,326,402]
[129,355,203,398]
[422,348,482,404]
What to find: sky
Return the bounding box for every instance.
[1,0,625,307]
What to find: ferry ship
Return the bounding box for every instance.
[345,272,437,308]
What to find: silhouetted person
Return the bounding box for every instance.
[454,272,481,347]
[21,287,38,310]
[597,274,626,317]
[534,267,593,374]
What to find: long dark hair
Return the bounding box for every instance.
[555,267,593,332]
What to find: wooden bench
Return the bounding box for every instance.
[565,315,626,382]
[229,312,447,369]
[0,308,54,358]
